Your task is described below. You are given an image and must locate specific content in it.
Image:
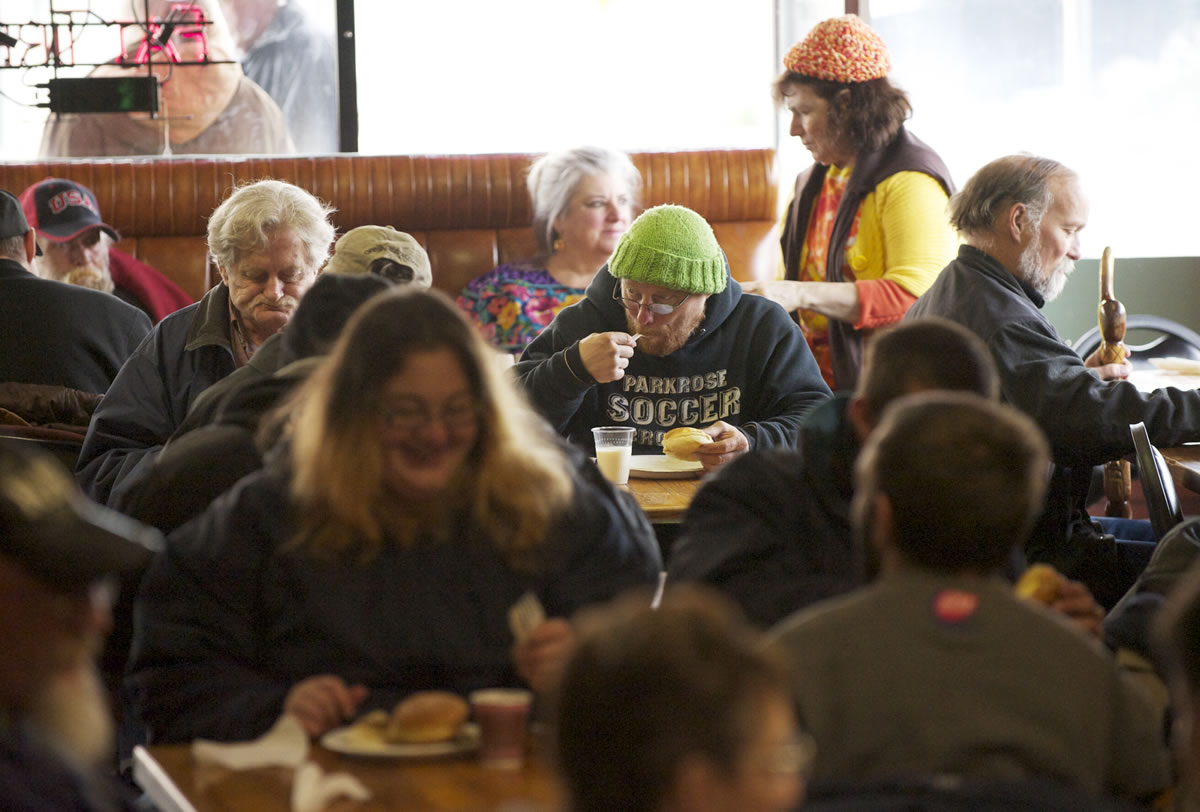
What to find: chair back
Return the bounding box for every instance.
[1074,315,1200,369]
[1130,421,1184,539]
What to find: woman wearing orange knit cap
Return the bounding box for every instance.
[744,14,957,392]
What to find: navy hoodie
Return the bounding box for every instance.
[515,266,831,455]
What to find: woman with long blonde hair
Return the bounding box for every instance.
[129,287,660,742]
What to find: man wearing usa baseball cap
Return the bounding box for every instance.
[516,204,830,472]
[21,177,193,322]
[0,188,151,398]
[0,440,161,809]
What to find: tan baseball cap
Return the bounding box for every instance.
[323,225,432,288]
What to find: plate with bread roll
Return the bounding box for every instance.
[321,691,480,758]
[626,428,710,479]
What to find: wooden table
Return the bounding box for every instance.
[1124,361,1200,496]
[623,475,704,523]
[134,741,563,812]
[1126,365,1200,393]
[1160,444,1200,496]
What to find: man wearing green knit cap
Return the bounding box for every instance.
[516,204,830,472]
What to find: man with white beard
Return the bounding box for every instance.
[906,154,1200,607]
[0,441,160,811]
[21,178,194,323]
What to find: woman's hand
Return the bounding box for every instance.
[513,618,575,696]
[742,279,862,322]
[741,279,810,313]
[283,675,369,738]
[692,421,749,472]
[578,332,637,383]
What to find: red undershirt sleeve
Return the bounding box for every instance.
[854,279,918,330]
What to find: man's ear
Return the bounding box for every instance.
[1005,202,1027,244]
[847,396,874,444]
[216,262,230,286]
[870,491,896,560]
[23,230,36,265]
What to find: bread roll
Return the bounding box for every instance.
[1014,563,1064,606]
[662,427,713,461]
[385,691,469,743]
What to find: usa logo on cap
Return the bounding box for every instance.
[48,189,100,217]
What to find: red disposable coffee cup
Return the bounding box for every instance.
[469,688,532,769]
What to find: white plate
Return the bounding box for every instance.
[321,722,480,759]
[628,454,704,479]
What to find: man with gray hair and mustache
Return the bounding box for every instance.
[77,179,335,511]
[906,154,1200,607]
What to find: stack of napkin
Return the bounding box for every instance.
[192,715,371,812]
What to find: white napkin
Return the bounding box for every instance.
[1150,356,1200,375]
[191,714,310,770]
[291,761,372,812]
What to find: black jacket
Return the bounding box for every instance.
[907,245,1200,574]
[668,395,862,628]
[0,258,150,395]
[76,284,237,508]
[128,450,662,743]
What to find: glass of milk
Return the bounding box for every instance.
[592,426,635,485]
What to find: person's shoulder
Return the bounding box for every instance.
[709,447,805,488]
[28,275,150,324]
[770,583,875,642]
[875,170,953,199]
[153,299,204,337]
[468,262,549,287]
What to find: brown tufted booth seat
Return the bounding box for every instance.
[0,149,780,302]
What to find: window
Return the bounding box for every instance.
[352,0,775,155]
[0,1,339,157]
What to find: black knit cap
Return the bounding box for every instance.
[279,273,393,364]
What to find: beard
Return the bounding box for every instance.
[26,659,114,770]
[61,265,115,294]
[625,308,705,357]
[1018,234,1073,302]
[40,244,114,293]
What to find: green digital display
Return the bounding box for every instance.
[47,77,160,115]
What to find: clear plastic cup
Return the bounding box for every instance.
[592,426,635,485]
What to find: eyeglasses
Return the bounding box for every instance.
[612,284,689,316]
[379,397,480,432]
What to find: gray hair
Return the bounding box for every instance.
[0,234,26,262]
[528,146,642,258]
[948,155,1076,238]
[207,179,336,273]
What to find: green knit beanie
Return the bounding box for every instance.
[608,204,727,295]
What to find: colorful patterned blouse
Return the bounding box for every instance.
[457,263,587,350]
[799,165,861,385]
